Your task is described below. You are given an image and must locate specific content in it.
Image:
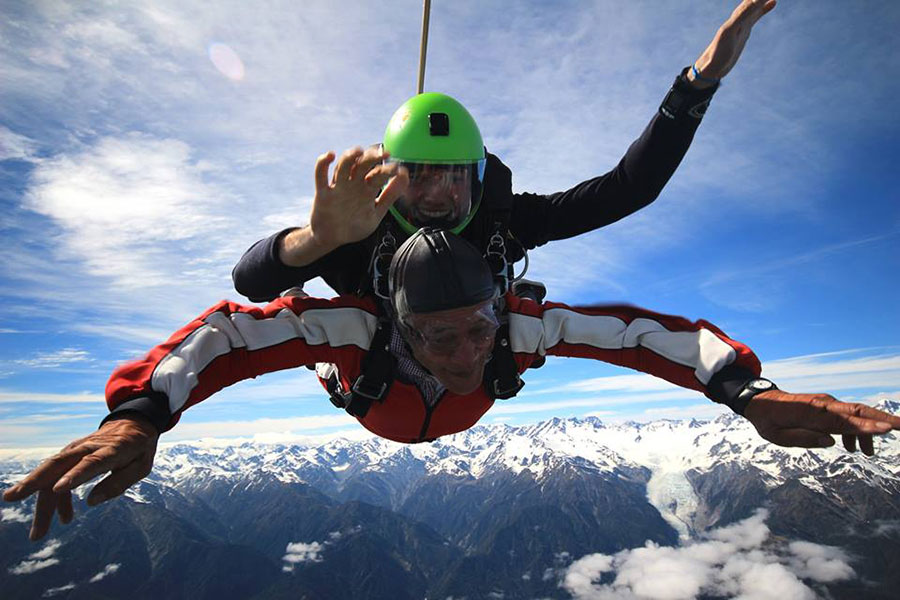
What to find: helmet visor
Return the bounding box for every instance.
[390,159,485,230]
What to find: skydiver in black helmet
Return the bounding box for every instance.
[6,227,900,542]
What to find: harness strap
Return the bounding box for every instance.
[483,302,525,400]
[327,316,396,418]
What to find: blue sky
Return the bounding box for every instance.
[1,0,898,450]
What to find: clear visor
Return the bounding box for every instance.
[403,303,499,356]
[389,160,486,230]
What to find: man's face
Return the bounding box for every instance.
[403,300,498,395]
[396,163,473,229]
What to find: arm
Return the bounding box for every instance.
[744,390,899,456]
[232,146,408,301]
[2,295,378,540]
[507,296,760,407]
[510,73,714,249]
[507,295,899,453]
[509,0,777,249]
[105,295,378,431]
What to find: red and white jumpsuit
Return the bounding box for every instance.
[106,294,760,444]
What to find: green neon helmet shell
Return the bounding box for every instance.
[383,93,486,235]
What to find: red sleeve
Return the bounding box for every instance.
[505,294,761,399]
[105,295,377,427]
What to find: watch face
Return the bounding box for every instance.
[749,379,774,391]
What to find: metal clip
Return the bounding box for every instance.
[371,230,398,300]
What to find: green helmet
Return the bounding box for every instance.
[383,93,486,235]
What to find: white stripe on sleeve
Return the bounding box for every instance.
[152,306,377,413]
[509,308,736,385]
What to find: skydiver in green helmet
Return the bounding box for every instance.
[232,0,779,302]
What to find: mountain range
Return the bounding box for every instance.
[2,400,898,599]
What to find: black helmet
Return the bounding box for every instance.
[389,229,496,322]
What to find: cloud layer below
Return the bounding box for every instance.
[562,510,854,600]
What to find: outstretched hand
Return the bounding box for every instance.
[2,417,159,541]
[690,0,777,86]
[744,390,899,455]
[308,145,409,251]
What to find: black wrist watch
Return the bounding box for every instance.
[735,378,778,413]
[659,67,718,120]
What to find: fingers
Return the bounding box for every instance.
[86,455,153,506]
[314,151,335,193]
[3,447,88,502]
[842,434,856,453]
[351,145,388,181]
[373,165,410,218]
[831,401,900,428]
[842,434,875,456]
[52,446,130,495]
[30,489,63,541]
[734,0,776,24]
[762,427,835,450]
[858,434,875,457]
[332,146,364,184]
[818,400,895,435]
[57,490,74,525]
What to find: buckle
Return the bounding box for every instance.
[492,375,524,400]
[351,376,388,401]
[328,393,347,410]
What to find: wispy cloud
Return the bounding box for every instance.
[42,583,76,598]
[8,539,63,575]
[0,126,39,161]
[12,348,94,369]
[89,563,120,583]
[562,509,854,600]
[282,541,325,571]
[1,507,31,523]
[0,391,103,405]
[163,413,358,443]
[698,233,899,313]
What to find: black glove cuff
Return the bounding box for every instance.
[659,67,719,121]
[100,393,172,434]
[707,365,759,416]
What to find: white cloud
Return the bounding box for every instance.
[42,583,76,597]
[0,391,103,405]
[282,541,325,570]
[873,520,900,538]
[24,134,233,289]
[89,563,121,583]
[163,413,358,443]
[9,539,63,575]
[13,348,94,369]
[0,507,31,523]
[763,350,900,394]
[0,126,39,161]
[561,510,854,600]
[9,558,60,575]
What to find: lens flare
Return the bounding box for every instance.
[208,42,245,81]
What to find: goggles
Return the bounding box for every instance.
[403,303,499,356]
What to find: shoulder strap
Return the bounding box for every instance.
[327,312,396,418]
[482,300,525,400]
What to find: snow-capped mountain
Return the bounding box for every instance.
[2,401,898,599]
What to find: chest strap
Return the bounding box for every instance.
[483,311,525,400]
[327,316,396,418]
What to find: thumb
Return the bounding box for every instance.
[762,427,835,449]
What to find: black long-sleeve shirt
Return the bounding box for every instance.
[233,70,717,302]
